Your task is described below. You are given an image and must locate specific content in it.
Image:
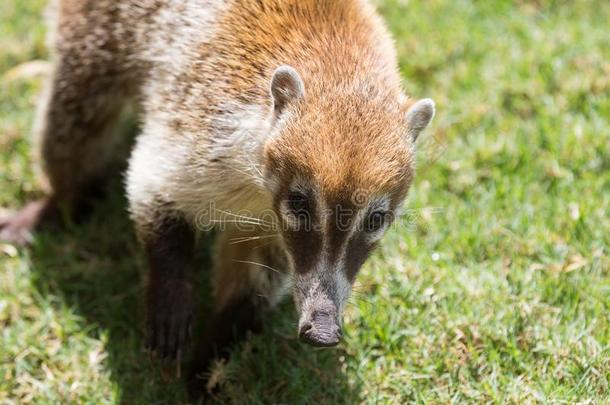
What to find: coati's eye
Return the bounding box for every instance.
[366,211,387,233]
[287,192,310,215]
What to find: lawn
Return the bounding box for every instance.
[1,0,609,403]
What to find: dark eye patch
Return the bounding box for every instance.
[366,211,388,233]
[287,192,310,215]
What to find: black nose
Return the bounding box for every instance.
[299,311,342,347]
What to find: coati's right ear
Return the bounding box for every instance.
[405,98,435,142]
[270,65,305,117]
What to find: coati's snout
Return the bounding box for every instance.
[295,277,344,347]
[299,310,342,347]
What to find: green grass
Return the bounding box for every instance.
[1,0,609,403]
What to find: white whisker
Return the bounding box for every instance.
[226,164,259,179]
[245,156,264,178]
[233,259,282,274]
[205,219,267,226]
[229,234,278,244]
[213,208,272,225]
[251,240,278,250]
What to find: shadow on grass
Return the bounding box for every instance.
[26,175,359,404]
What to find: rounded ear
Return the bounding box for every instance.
[405,98,435,142]
[270,65,305,117]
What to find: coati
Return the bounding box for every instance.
[0,0,435,396]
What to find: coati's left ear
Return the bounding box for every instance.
[270,65,305,117]
[405,98,435,142]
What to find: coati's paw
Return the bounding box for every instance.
[146,279,194,361]
[0,198,54,246]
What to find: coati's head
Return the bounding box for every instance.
[263,66,435,347]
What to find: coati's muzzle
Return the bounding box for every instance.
[298,308,342,347]
[295,272,347,347]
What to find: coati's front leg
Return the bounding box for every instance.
[187,227,289,398]
[126,120,201,363]
[142,213,196,361]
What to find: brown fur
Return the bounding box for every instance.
[0,0,435,398]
